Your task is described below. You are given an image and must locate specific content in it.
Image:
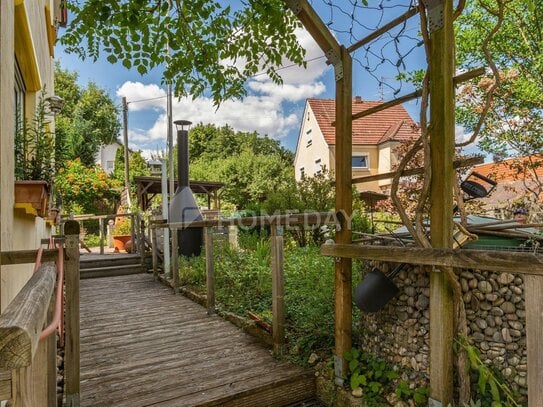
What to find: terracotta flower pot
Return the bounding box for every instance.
[113,235,131,252]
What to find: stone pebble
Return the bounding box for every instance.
[358,267,527,394]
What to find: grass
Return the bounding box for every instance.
[178,230,336,363]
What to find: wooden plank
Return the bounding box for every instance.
[46,290,57,407]
[349,68,485,123]
[164,211,339,230]
[64,220,81,407]
[205,227,215,314]
[0,370,12,400]
[0,249,57,265]
[525,274,543,407]
[98,218,104,255]
[321,243,543,275]
[428,0,462,401]
[352,155,483,185]
[11,318,53,407]
[157,372,315,407]
[333,46,353,383]
[152,226,158,277]
[0,263,56,369]
[285,0,341,58]
[271,226,285,356]
[78,273,313,406]
[172,230,179,292]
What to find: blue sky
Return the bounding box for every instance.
[54,1,478,157]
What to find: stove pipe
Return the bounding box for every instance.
[169,120,203,257]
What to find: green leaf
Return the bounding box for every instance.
[106,55,117,64]
[349,358,359,373]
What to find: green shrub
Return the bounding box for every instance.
[177,239,335,362]
[84,233,101,248]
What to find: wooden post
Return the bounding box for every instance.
[428,0,455,404]
[64,220,80,407]
[98,217,104,255]
[139,214,145,266]
[271,225,285,356]
[46,290,56,407]
[172,230,179,293]
[151,226,158,279]
[525,274,543,407]
[204,227,215,315]
[334,46,353,383]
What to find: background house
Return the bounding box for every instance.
[95,141,122,174]
[470,155,543,218]
[1,0,62,310]
[293,97,419,193]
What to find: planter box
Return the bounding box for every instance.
[113,235,132,253]
[14,181,49,217]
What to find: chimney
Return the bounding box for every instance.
[354,96,362,103]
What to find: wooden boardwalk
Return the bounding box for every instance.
[80,274,315,406]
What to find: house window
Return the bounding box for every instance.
[15,60,26,136]
[300,167,305,178]
[315,158,322,174]
[106,160,115,170]
[306,139,312,147]
[352,154,369,169]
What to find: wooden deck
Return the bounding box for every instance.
[80,274,315,406]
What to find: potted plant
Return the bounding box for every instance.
[112,217,132,252]
[14,90,55,217]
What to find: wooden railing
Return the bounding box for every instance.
[321,242,543,407]
[0,221,81,406]
[65,212,146,259]
[152,211,340,355]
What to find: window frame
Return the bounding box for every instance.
[352,153,369,169]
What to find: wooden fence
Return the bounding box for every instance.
[0,221,81,406]
[152,211,340,355]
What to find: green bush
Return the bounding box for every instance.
[84,233,101,248]
[177,236,335,362]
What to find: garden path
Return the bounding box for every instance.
[80,273,315,406]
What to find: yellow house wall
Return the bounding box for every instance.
[1,0,55,312]
[329,145,381,192]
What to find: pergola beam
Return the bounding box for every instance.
[347,7,419,53]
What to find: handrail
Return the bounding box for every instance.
[39,244,64,341]
[32,246,44,273]
[0,262,56,369]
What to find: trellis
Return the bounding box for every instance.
[284,0,543,406]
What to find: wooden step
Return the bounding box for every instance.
[196,371,316,407]
[80,254,141,270]
[80,264,145,279]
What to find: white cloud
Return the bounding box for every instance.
[116,82,166,111]
[117,28,331,150]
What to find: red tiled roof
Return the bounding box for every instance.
[473,155,543,181]
[308,98,419,145]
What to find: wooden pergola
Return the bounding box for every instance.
[134,176,224,212]
[286,1,543,406]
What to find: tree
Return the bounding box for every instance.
[55,159,122,214]
[455,0,543,205]
[263,170,334,246]
[190,149,292,210]
[60,0,305,105]
[112,148,151,187]
[54,64,121,168]
[455,0,543,157]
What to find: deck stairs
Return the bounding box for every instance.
[79,254,145,279]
